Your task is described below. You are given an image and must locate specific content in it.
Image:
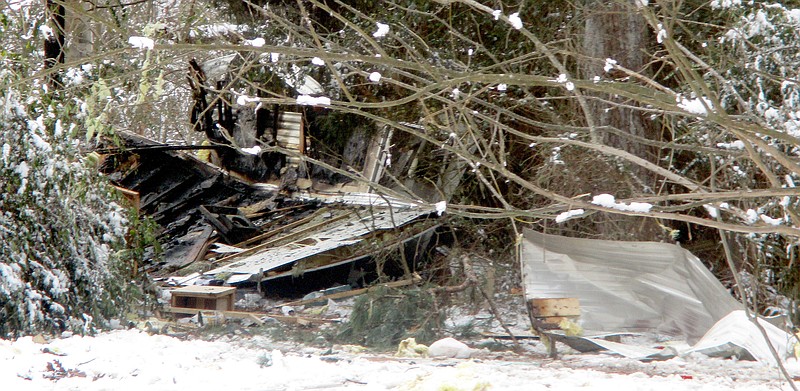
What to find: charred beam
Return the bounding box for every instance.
[44,0,66,88]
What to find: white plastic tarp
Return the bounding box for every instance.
[521,230,740,342]
[595,311,796,366]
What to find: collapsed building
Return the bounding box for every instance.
[101,130,448,297]
[98,56,453,298]
[95,58,796,369]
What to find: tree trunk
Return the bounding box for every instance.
[577,0,664,241]
[581,0,655,167]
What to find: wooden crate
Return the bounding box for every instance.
[170,286,236,312]
[528,297,580,317]
[527,298,580,329]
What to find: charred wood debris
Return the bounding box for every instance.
[95,58,454,327]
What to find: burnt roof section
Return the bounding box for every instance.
[101,132,270,227]
[100,132,441,292]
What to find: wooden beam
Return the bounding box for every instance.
[160,307,336,325]
[528,298,581,317]
[112,185,140,209]
[279,275,422,308]
[233,207,329,248]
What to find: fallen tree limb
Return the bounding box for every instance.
[429,254,521,350]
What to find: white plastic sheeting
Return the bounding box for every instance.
[579,311,796,367]
[521,230,740,342]
[687,310,794,366]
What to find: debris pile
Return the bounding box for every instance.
[97,132,800,381]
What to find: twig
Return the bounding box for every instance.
[718,228,798,391]
[478,285,521,351]
[430,253,521,350]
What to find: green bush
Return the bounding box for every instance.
[0,44,150,337]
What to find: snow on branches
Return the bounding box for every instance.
[0,80,134,338]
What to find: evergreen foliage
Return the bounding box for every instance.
[0,6,143,336]
[336,286,440,348]
[0,84,139,338]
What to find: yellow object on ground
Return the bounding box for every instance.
[559,318,584,336]
[396,337,429,358]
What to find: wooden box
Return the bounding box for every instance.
[170,286,236,312]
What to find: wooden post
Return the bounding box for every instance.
[44,0,66,88]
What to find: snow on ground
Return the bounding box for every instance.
[1,329,795,390]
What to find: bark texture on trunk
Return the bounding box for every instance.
[574,1,665,241]
[581,1,656,165]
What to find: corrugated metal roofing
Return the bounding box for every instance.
[521,229,740,342]
[297,192,422,208]
[276,112,303,166]
[206,206,429,284]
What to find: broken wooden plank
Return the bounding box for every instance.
[240,199,312,218]
[232,207,330,249]
[480,332,539,340]
[139,178,192,212]
[199,205,259,244]
[160,226,214,272]
[112,185,140,209]
[248,313,265,325]
[161,307,335,325]
[150,176,220,222]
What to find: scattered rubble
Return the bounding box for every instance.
[92,128,800,383]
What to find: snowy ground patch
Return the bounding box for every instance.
[0,329,793,390]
